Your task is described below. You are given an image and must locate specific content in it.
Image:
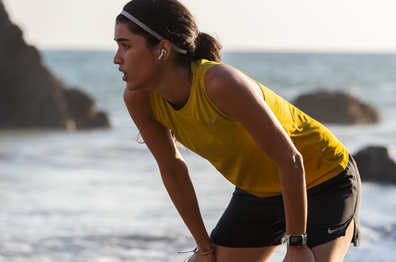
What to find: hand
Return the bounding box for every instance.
[283,245,315,262]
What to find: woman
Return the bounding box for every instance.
[113,0,361,261]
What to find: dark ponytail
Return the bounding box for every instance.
[116,0,222,66]
[193,32,222,63]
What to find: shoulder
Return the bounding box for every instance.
[204,64,244,88]
[204,64,263,114]
[123,88,156,122]
[123,88,149,111]
[205,64,242,98]
[123,86,149,101]
[204,64,259,95]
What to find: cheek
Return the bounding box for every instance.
[127,54,153,73]
[125,51,142,68]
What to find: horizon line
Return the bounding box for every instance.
[37,47,396,55]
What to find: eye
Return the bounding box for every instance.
[122,43,130,50]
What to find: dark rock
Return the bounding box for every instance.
[0,0,110,130]
[353,146,396,183]
[63,89,110,129]
[293,91,380,124]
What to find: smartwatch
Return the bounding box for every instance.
[286,234,307,247]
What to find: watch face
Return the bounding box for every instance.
[289,236,303,246]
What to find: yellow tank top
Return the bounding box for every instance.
[148,59,348,197]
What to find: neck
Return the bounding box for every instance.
[152,63,192,111]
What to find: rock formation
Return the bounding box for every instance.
[293,91,380,124]
[0,0,110,130]
[354,146,396,183]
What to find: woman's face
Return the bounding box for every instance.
[113,22,159,91]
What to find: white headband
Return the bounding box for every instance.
[120,10,187,55]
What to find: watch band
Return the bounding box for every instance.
[286,234,307,247]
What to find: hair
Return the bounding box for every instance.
[116,0,222,67]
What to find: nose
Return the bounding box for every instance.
[113,49,123,65]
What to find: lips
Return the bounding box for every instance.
[119,68,127,81]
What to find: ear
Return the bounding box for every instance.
[157,39,172,60]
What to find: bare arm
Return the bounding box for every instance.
[123,89,213,254]
[205,65,314,260]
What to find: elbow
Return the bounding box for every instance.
[278,151,305,176]
[159,159,189,181]
[276,152,306,194]
[293,152,305,175]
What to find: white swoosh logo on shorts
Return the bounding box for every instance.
[208,113,219,125]
[328,225,344,234]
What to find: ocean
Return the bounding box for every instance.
[0,51,395,261]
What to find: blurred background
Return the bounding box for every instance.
[1,0,396,261]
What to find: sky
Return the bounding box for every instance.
[3,0,396,53]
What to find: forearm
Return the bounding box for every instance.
[278,154,307,235]
[160,161,212,251]
[279,155,315,261]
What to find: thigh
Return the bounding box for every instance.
[306,156,362,248]
[311,219,355,262]
[215,245,278,262]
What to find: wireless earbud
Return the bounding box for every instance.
[158,49,167,60]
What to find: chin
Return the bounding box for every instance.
[125,81,135,91]
[125,82,141,92]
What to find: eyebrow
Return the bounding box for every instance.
[114,38,130,42]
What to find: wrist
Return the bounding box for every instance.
[195,243,215,255]
[196,239,213,253]
[178,243,215,261]
[285,233,307,247]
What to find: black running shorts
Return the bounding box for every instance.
[210,156,361,248]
